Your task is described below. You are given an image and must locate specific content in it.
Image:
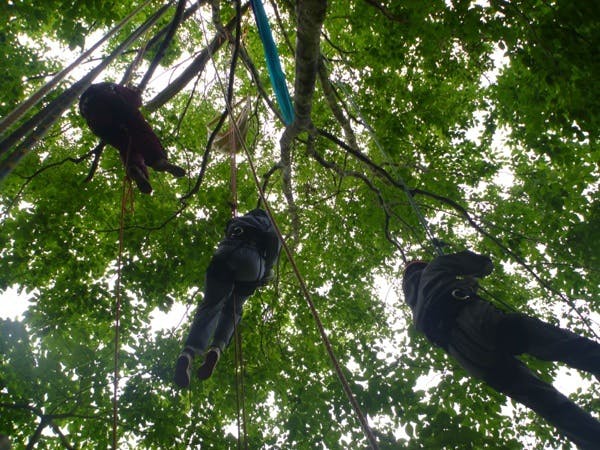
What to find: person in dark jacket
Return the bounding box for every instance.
[174,209,281,388]
[79,82,185,194]
[403,250,600,450]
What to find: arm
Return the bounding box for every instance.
[427,250,493,279]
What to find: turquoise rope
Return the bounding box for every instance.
[250,0,294,125]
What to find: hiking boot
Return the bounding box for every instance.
[127,165,152,194]
[153,158,186,178]
[174,351,194,388]
[197,347,221,380]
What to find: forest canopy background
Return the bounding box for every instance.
[0,0,599,449]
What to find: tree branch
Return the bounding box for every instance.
[307,137,409,262]
[145,2,250,112]
[138,0,188,92]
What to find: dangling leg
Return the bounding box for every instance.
[133,122,186,178]
[500,313,600,378]
[195,245,262,380]
[448,301,600,448]
[486,357,600,449]
[197,293,249,380]
[119,135,152,194]
[174,259,234,388]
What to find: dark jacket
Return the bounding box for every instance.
[222,209,281,280]
[402,250,494,347]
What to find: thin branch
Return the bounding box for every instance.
[362,0,408,23]
[239,44,283,123]
[2,144,101,218]
[180,0,244,202]
[307,137,409,262]
[138,0,188,92]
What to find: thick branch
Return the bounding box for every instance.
[277,1,327,235]
[0,0,153,135]
[292,0,327,128]
[145,3,250,112]
[318,56,359,151]
[138,0,188,92]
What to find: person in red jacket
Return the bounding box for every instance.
[403,250,600,450]
[79,82,185,193]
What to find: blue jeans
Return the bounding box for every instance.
[447,298,600,449]
[184,242,265,354]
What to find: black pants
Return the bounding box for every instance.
[184,242,264,355]
[446,298,600,449]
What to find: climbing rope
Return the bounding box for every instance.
[113,164,135,450]
[329,74,444,258]
[233,294,249,450]
[241,145,380,450]
[228,107,249,449]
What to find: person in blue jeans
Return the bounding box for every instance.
[403,250,600,450]
[175,209,281,387]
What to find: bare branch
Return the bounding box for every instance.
[138,0,188,92]
[145,3,250,112]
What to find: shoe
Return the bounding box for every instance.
[127,165,152,194]
[197,347,221,380]
[174,351,193,388]
[153,158,186,178]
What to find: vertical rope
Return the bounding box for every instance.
[112,140,135,450]
[232,294,249,450]
[229,108,248,449]
[240,147,380,450]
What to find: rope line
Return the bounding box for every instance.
[199,5,378,447]
[229,102,248,450]
[233,295,249,450]
[331,76,444,257]
[113,176,134,450]
[242,147,380,449]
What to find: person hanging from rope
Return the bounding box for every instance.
[174,208,281,387]
[402,250,600,449]
[79,82,185,194]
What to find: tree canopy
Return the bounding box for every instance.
[0,0,598,448]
